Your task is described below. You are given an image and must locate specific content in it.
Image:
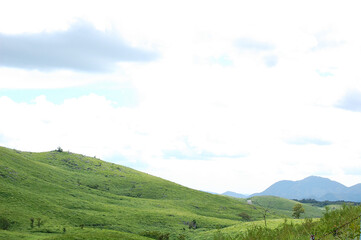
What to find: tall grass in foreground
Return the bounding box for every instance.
[214,205,361,240]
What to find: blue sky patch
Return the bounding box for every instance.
[316,70,334,77]
[344,167,361,176]
[235,38,275,52]
[210,55,233,67]
[0,82,139,107]
[286,137,332,146]
[335,90,361,112]
[163,149,247,161]
[105,154,148,171]
[263,55,278,67]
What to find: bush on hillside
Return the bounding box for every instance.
[188,219,197,229]
[140,230,170,240]
[238,212,251,221]
[0,216,11,230]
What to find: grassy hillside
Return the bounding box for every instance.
[249,196,324,218]
[0,146,323,239]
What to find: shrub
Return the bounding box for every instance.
[188,219,197,229]
[238,212,251,221]
[177,234,186,240]
[0,216,11,230]
[140,230,170,240]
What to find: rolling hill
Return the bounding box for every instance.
[0,146,323,239]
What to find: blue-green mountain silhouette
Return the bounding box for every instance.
[250,176,361,201]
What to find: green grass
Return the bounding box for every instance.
[193,218,307,239]
[211,205,361,239]
[0,146,324,239]
[0,228,150,240]
[249,195,324,218]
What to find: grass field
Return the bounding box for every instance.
[192,218,308,239]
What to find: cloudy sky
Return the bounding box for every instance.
[1,0,361,194]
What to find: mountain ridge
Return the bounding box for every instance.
[224,176,361,202]
[222,191,249,198]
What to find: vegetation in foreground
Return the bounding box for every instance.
[211,204,361,239]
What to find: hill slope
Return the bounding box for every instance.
[251,176,361,201]
[0,146,321,239]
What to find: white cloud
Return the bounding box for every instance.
[0,20,158,72]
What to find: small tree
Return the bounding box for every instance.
[30,217,34,228]
[261,208,270,227]
[36,218,42,227]
[56,147,63,152]
[250,198,273,228]
[292,203,305,219]
[252,205,270,227]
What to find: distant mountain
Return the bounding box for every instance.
[250,176,361,202]
[222,191,248,198]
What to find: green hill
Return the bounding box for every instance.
[0,146,323,239]
[249,195,323,218]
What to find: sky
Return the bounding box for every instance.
[1,0,361,194]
